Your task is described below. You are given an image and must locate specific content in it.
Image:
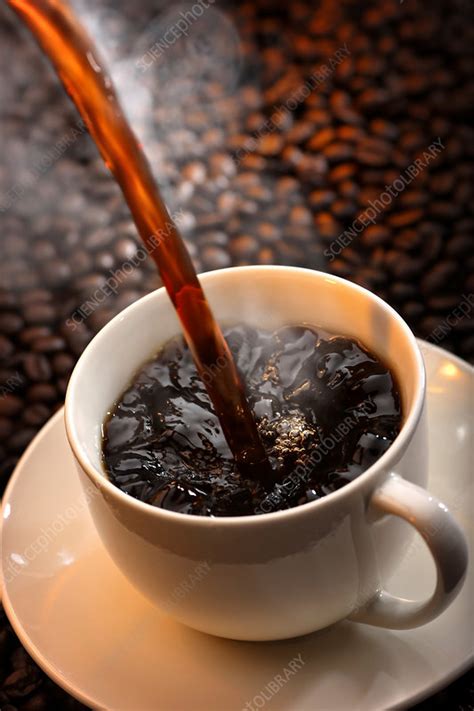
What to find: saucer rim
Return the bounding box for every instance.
[0,339,472,710]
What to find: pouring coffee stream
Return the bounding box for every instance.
[8,0,273,483]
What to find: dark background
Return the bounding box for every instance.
[0,0,472,708]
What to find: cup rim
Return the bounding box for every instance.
[65,265,425,527]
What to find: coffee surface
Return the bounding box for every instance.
[102,325,402,516]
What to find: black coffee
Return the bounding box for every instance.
[102,324,402,516]
[103,325,401,516]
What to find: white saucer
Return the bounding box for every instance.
[0,340,472,711]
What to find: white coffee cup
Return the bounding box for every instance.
[65,266,468,641]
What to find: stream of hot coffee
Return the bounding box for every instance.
[8,0,272,482]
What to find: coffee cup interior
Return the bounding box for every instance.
[66,266,423,489]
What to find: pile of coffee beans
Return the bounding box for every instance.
[1,0,473,490]
[0,0,472,707]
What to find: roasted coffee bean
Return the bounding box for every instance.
[354,267,387,288]
[309,189,336,210]
[337,126,364,143]
[0,292,17,310]
[331,200,356,220]
[114,238,138,262]
[32,240,55,261]
[370,118,399,140]
[199,230,229,248]
[23,354,52,382]
[256,223,281,243]
[21,691,49,711]
[330,259,352,277]
[275,177,299,195]
[115,289,142,311]
[393,230,423,252]
[314,213,343,240]
[70,249,93,275]
[0,335,14,360]
[355,144,390,167]
[94,251,115,271]
[209,153,236,178]
[88,309,115,333]
[230,235,259,259]
[0,368,21,386]
[0,417,13,438]
[429,188,463,217]
[421,262,458,294]
[19,289,52,305]
[466,274,474,295]
[56,375,70,396]
[74,273,107,293]
[427,295,463,312]
[342,248,364,266]
[23,304,56,325]
[22,403,51,427]
[452,316,474,334]
[338,180,360,200]
[0,395,22,417]
[328,163,357,182]
[216,192,237,216]
[306,127,335,152]
[26,384,57,403]
[420,230,443,263]
[360,225,390,247]
[3,234,27,257]
[459,335,474,357]
[402,301,425,321]
[0,312,23,334]
[31,336,66,354]
[182,161,207,183]
[276,242,304,265]
[431,172,455,195]
[201,246,232,270]
[388,210,423,229]
[41,258,71,287]
[51,352,75,376]
[289,205,312,226]
[18,327,52,346]
[3,667,41,700]
[257,247,275,264]
[399,190,428,209]
[63,324,93,356]
[258,134,284,156]
[7,428,37,452]
[323,142,354,163]
[419,315,446,339]
[445,234,472,258]
[84,227,114,250]
[391,255,425,280]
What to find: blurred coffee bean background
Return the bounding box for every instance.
[0,0,473,708]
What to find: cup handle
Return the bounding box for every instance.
[349,474,468,629]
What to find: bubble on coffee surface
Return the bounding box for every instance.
[102,324,402,516]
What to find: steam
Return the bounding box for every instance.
[72,1,244,196]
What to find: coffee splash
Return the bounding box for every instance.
[103,324,402,516]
